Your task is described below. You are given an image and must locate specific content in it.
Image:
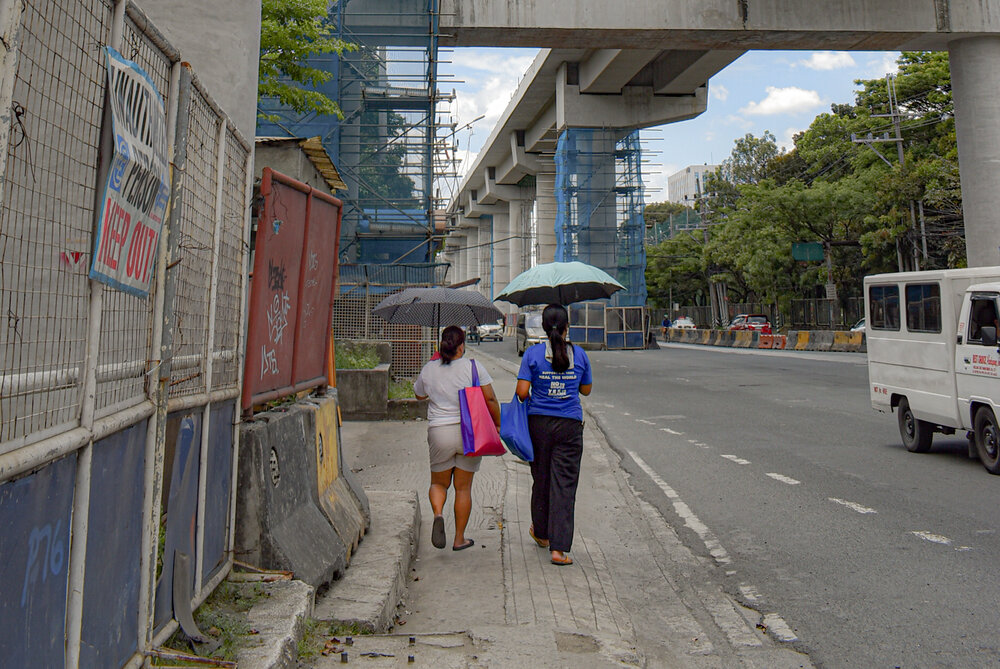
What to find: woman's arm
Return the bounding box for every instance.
[515,379,531,401]
[579,383,592,396]
[481,383,502,428]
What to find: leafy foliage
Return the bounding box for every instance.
[646,51,964,311]
[258,0,355,121]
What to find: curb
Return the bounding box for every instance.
[237,579,315,669]
[312,489,420,633]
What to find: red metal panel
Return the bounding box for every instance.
[291,195,341,384]
[243,168,343,411]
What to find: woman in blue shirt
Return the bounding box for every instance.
[515,304,593,566]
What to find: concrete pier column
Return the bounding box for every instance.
[536,166,558,264]
[492,212,510,300]
[465,224,479,287]
[950,36,1000,267]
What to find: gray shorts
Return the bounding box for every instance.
[427,423,481,473]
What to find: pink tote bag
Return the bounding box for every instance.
[459,360,505,456]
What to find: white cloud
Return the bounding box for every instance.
[704,130,716,142]
[779,126,804,152]
[740,86,823,116]
[449,50,536,76]
[711,83,729,102]
[800,51,856,71]
[863,52,900,79]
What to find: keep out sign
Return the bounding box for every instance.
[89,47,170,297]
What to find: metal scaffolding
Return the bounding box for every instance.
[257,0,455,270]
[554,128,648,307]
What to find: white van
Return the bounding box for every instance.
[865,267,1000,473]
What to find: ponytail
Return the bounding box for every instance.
[439,325,465,365]
[542,304,570,372]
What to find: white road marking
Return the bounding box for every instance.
[720,454,750,465]
[688,439,698,444]
[766,473,801,485]
[956,546,973,552]
[647,415,686,420]
[637,419,656,425]
[828,497,877,514]
[622,412,631,416]
[628,450,732,565]
[660,427,684,435]
[739,585,762,603]
[911,530,952,545]
[762,613,799,642]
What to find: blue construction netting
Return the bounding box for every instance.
[554,128,647,307]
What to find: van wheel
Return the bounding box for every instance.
[974,407,1000,474]
[898,398,933,453]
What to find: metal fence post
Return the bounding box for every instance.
[194,117,228,593]
[0,0,23,210]
[136,55,182,658]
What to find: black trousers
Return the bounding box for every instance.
[528,414,584,552]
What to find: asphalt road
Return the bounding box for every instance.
[475,338,1000,668]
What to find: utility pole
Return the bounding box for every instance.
[851,73,926,271]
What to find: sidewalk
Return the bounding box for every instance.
[314,352,813,667]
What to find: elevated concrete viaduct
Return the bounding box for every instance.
[440,0,1000,296]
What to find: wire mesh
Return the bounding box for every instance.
[0,0,114,448]
[212,129,248,391]
[169,85,218,398]
[333,286,435,378]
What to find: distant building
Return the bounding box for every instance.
[667,164,719,206]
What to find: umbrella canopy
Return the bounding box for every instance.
[373,287,503,330]
[495,261,625,307]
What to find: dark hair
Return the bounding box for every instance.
[439,325,465,365]
[542,303,570,372]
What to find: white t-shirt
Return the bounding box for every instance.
[414,357,493,427]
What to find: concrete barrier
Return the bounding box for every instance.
[338,363,390,420]
[832,331,865,352]
[810,330,834,351]
[791,331,810,350]
[235,407,347,589]
[758,334,773,349]
[773,334,787,350]
[302,394,367,564]
[732,331,753,348]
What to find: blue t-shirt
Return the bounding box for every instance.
[517,341,592,421]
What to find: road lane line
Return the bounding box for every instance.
[739,585,762,603]
[660,427,684,435]
[637,419,656,425]
[762,613,799,642]
[720,454,750,465]
[911,530,951,545]
[688,439,698,444]
[828,497,876,514]
[628,450,732,565]
[766,473,801,485]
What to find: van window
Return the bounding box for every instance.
[968,296,999,344]
[905,283,941,333]
[869,285,900,331]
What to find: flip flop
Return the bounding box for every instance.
[452,539,475,551]
[431,515,446,549]
[529,524,549,548]
[550,553,573,566]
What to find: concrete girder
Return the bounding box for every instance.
[556,63,708,131]
[649,49,744,95]
[465,195,509,218]
[495,132,541,184]
[580,49,662,94]
[480,169,523,204]
[525,104,558,153]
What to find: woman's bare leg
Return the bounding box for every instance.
[429,468,453,517]
[452,468,475,547]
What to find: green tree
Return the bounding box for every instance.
[258,0,355,121]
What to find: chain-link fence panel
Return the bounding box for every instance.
[169,83,218,398]
[0,0,114,448]
[212,128,248,391]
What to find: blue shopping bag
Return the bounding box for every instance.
[500,394,534,462]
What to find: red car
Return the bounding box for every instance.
[728,313,772,334]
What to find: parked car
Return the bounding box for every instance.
[671,316,697,329]
[851,317,866,333]
[728,313,772,334]
[516,311,545,356]
[479,319,504,341]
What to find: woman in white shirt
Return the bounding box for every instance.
[414,325,501,551]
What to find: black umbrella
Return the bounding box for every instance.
[372,287,503,332]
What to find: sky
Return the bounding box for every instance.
[439,48,901,204]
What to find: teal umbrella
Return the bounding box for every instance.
[495,261,625,307]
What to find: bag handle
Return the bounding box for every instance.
[470,359,479,387]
